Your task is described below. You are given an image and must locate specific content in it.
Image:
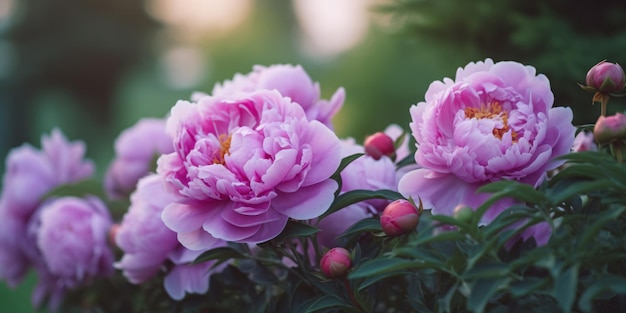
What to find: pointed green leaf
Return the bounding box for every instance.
[555,264,579,313]
[272,220,320,243]
[321,189,404,219]
[192,246,246,264]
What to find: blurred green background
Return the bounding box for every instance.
[1,0,626,311]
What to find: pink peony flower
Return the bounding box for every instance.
[29,196,114,309]
[571,131,597,152]
[0,129,94,287]
[158,89,342,246]
[398,59,575,245]
[104,118,174,200]
[207,64,345,127]
[115,174,226,300]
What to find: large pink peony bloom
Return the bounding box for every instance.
[398,59,575,244]
[0,129,94,287]
[104,118,174,199]
[115,175,226,300]
[158,89,342,246]
[205,64,345,127]
[29,196,114,309]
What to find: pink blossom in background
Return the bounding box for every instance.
[207,64,345,127]
[158,89,341,246]
[398,59,575,246]
[29,196,114,309]
[115,175,226,300]
[0,129,94,287]
[104,118,174,200]
[571,131,597,152]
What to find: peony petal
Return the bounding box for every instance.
[302,121,342,185]
[272,179,338,220]
[161,202,214,233]
[177,228,220,251]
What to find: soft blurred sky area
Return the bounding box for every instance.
[0,1,460,310]
[0,0,460,180]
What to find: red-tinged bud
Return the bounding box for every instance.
[593,113,626,144]
[380,199,419,237]
[320,247,352,278]
[585,60,626,94]
[364,132,395,160]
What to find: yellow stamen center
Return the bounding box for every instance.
[463,101,518,141]
[213,134,232,164]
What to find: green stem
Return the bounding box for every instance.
[615,143,623,163]
[342,277,366,312]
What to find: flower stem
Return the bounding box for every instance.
[615,143,623,163]
[342,277,366,312]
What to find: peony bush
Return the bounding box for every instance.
[1,60,626,313]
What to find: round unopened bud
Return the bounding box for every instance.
[364,132,395,160]
[320,247,352,278]
[380,199,419,237]
[586,61,626,94]
[453,204,473,223]
[594,113,626,144]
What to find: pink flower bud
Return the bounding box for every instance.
[364,132,395,160]
[594,113,626,144]
[585,61,626,94]
[380,199,419,237]
[320,247,352,278]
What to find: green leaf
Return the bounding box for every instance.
[555,264,579,313]
[467,278,509,313]
[348,258,423,280]
[463,262,510,280]
[330,153,364,183]
[357,270,413,291]
[271,220,320,243]
[548,179,614,204]
[320,189,404,219]
[396,153,416,168]
[301,295,353,313]
[579,206,626,246]
[392,247,445,266]
[192,246,245,264]
[412,229,466,246]
[338,218,382,238]
[477,180,548,204]
[578,277,626,313]
[508,277,549,298]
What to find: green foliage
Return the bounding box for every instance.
[379,0,626,124]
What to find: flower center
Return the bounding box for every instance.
[463,101,518,141]
[213,134,232,164]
